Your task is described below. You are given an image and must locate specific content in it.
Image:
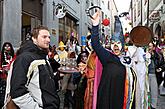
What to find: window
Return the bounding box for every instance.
[108,1,110,10]
[138,1,140,17]
[59,15,78,43]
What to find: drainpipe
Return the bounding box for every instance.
[0,0,4,49]
[141,0,142,25]
[147,0,149,26]
[130,0,133,27]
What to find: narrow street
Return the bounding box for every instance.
[0,0,165,109]
[57,90,165,109]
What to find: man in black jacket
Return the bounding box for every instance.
[9,26,60,109]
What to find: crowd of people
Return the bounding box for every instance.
[0,10,165,109]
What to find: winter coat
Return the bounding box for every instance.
[10,40,60,109]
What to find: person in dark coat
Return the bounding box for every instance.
[48,45,61,91]
[90,10,134,109]
[73,50,89,109]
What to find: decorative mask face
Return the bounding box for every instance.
[111,40,122,56]
[4,44,11,52]
[81,52,88,63]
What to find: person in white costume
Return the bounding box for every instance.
[126,45,149,109]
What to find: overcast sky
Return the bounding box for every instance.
[115,0,131,14]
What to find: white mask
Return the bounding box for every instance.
[111,41,122,51]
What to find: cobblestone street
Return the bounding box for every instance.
[58,90,165,109]
[0,0,165,109]
[157,94,165,109]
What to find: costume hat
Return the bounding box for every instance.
[58,41,66,48]
[130,26,153,47]
[111,16,125,48]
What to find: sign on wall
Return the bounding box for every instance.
[149,11,160,22]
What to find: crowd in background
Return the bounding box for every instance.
[0,22,164,109]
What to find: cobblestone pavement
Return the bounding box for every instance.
[157,94,165,109]
[58,91,73,109]
[58,91,65,109]
[58,91,165,109]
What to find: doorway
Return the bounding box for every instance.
[22,13,31,41]
[22,0,42,42]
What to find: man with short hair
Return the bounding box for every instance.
[147,42,159,109]
[9,26,60,109]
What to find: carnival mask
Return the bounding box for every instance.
[111,40,122,55]
[4,44,11,51]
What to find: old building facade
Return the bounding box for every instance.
[0,0,118,49]
[130,0,165,40]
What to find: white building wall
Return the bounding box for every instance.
[43,0,59,46]
[2,0,21,49]
[80,0,100,37]
[79,0,90,37]
[43,0,81,46]
[142,0,148,26]
[1,0,121,48]
[110,0,118,35]
[100,0,111,36]
[149,0,163,34]
[132,0,163,27]
[136,0,141,25]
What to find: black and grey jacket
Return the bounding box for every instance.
[10,40,60,109]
